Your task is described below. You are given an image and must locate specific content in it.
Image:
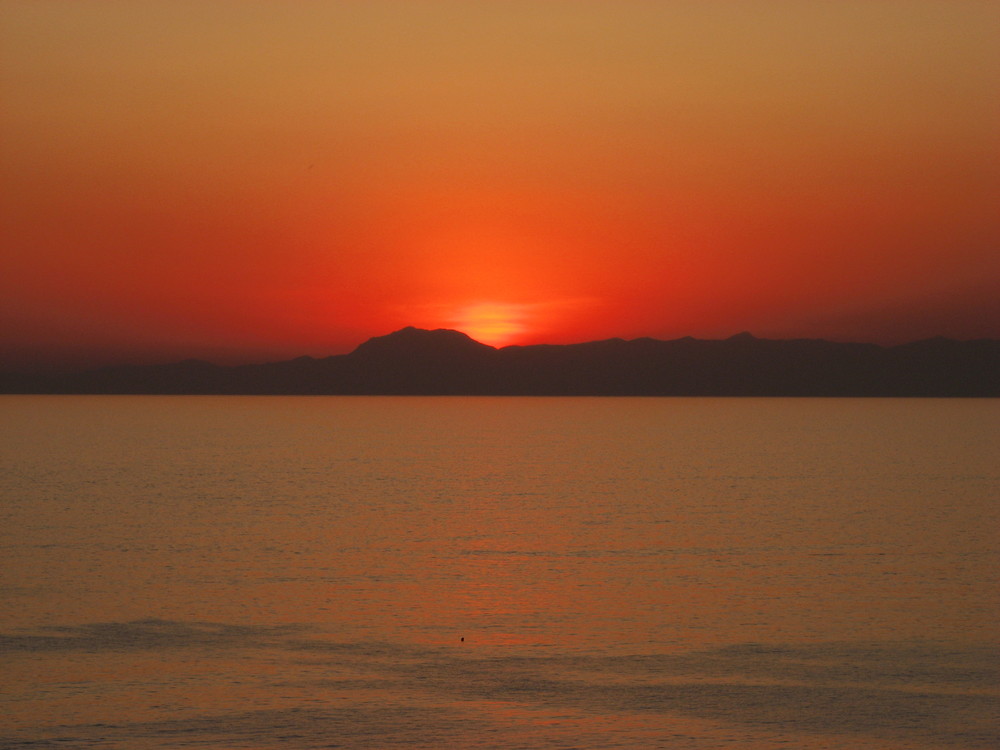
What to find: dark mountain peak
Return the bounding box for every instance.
[350,327,496,360]
[4,327,997,396]
[897,336,959,350]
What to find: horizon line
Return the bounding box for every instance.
[5,326,998,376]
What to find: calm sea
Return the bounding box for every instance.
[1,396,997,749]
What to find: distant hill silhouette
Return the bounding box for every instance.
[2,327,998,396]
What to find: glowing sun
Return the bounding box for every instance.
[452,303,528,347]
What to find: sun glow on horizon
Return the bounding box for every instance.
[451,303,529,347]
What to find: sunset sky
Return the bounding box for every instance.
[3,1,999,369]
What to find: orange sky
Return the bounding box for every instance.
[2,1,999,369]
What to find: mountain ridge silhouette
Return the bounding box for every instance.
[2,327,998,396]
